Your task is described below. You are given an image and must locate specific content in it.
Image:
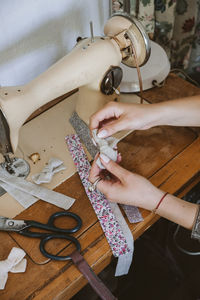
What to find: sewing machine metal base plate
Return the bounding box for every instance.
[0,157,30,196]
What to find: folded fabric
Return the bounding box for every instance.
[0,167,75,210]
[92,129,119,169]
[32,158,66,184]
[0,247,27,290]
[121,204,143,223]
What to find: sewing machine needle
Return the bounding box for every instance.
[90,21,94,43]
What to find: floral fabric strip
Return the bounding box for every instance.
[69,111,142,224]
[66,134,130,258]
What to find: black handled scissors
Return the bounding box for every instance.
[0,211,82,261]
[0,212,118,299]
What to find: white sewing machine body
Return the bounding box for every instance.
[0,36,121,153]
[0,14,152,217]
[0,14,150,156]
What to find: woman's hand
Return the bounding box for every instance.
[89,153,165,211]
[90,101,160,138]
[90,96,200,139]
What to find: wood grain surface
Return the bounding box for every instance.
[0,74,200,300]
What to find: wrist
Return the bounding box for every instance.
[139,186,166,211]
[152,101,184,127]
[148,103,170,127]
[135,104,166,130]
[154,193,198,229]
[152,192,168,214]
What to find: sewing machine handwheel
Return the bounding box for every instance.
[100,66,123,95]
[104,13,150,68]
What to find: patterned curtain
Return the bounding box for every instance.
[112,0,200,80]
[186,2,200,81]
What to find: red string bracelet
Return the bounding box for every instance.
[152,192,168,214]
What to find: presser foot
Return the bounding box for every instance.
[0,156,30,196]
[1,156,30,177]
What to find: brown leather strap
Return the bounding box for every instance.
[135,0,140,19]
[70,251,117,300]
[131,42,144,104]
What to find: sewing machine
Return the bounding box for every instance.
[0,13,150,178]
[1,11,200,298]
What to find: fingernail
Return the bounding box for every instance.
[100,153,110,163]
[92,137,97,146]
[94,152,99,159]
[97,130,107,138]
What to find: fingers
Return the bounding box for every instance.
[97,117,128,138]
[89,152,124,193]
[90,102,122,135]
[99,154,128,182]
[89,157,112,194]
[89,167,121,200]
[89,154,101,182]
[117,152,122,163]
[89,153,127,183]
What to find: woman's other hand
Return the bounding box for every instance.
[89,153,164,211]
[90,101,160,138]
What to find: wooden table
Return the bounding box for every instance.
[1,74,200,300]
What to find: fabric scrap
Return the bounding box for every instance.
[0,167,75,210]
[32,158,66,184]
[121,204,143,223]
[0,247,27,290]
[109,202,134,276]
[92,129,119,169]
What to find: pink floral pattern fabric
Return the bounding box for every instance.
[66,134,130,257]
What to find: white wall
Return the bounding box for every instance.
[0,0,109,86]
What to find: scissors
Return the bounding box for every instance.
[0,211,82,261]
[0,211,118,299]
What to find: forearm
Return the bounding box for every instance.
[151,95,200,128]
[156,193,198,230]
